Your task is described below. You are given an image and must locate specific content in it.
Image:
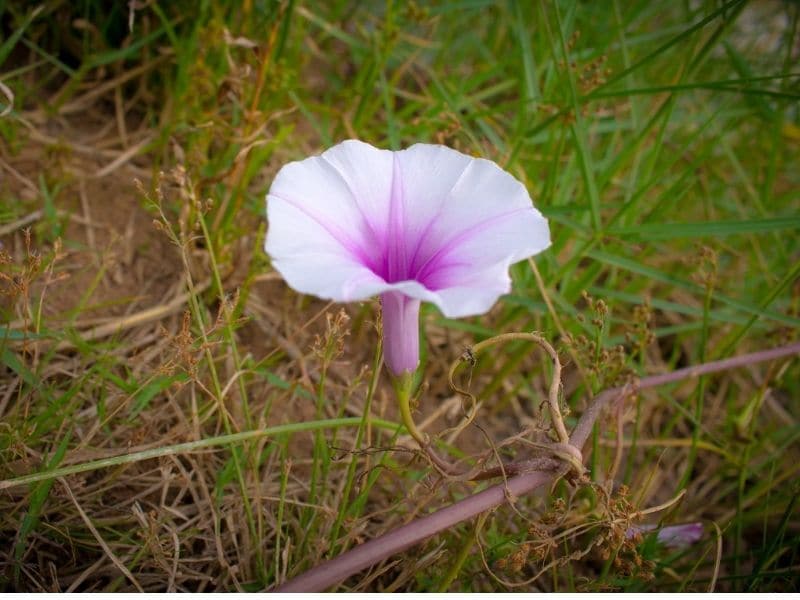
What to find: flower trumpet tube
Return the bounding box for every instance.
[380,291,420,376]
[265,140,551,376]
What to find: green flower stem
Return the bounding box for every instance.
[394,372,428,447]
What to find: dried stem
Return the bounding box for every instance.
[273,340,800,592]
[449,333,570,445]
[422,332,579,481]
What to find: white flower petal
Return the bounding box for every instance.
[313,140,395,241]
[397,144,550,281]
[270,252,387,303]
[393,143,550,316]
[265,140,394,288]
[422,267,513,318]
[265,140,550,319]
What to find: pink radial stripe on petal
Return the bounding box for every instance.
[384,154,409,283]
[268,191,376,272]
[414,206,532,287]
[405,159,476,275]
[318,154,385,260]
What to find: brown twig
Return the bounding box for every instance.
[273,340,800,592]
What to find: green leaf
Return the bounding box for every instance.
[13,431,72,573]
[608,216,800,240]
[587,250,800,327]
[0,5,43,68]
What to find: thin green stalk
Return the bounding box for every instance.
[678,273,713,490]
[438,512,487,592]
[196,209,267,580]
[0,417,401,490]
[301,351,330,540]
[733,441,751,590]
[329,343,383,554]
[716,259,800,358]
[182,265,264,580]
[197,212,253,429]
[298,337,350,557]
[551,0,601,232]
[274,441,291,584]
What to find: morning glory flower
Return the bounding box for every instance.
[265,140,550,376]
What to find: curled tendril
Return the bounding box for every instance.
[406,331,584,482]
[448,332,571,446]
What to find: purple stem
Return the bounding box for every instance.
[273,341,800,592]
[276,471,552,592]
[569,340,800,450]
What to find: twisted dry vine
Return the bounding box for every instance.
[273,339,800,592]
[418,333,583,482]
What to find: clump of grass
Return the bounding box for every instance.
[1,0,799,592]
